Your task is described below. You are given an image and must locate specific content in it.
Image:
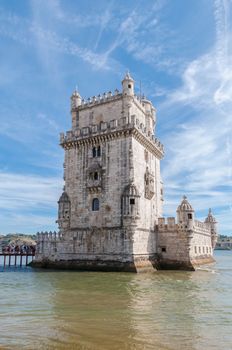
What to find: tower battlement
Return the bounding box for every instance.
[157,217,177,231]
[60,116,164,157]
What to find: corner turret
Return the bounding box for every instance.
[122,183,140,226]
[205,208,218,248]
[122,71,134,96]
[71,89,81,129]
[141,95,156,135]
[71,89,82,110]
[177,196,195,230]
[56,191,71,230]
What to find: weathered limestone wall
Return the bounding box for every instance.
[156,216,215,269]
[132,137,163,229]
[34,229,158,272]
[156,218,192,268]
[64,136,133,229]
[78,97,123,128]
[189,220,213,258]
[132,229,157,255]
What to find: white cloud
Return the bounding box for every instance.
[0,212,57,234]
[160,0,232,234]
[0,7,116,71]
[0,172,62,211]
[0,171,62,233]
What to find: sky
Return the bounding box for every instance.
[0,0,231,235]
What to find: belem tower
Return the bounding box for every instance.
[33,73,218,272]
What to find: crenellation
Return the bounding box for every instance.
[167,217,176,229]
[76,90,123,111]
[60,117,164,156]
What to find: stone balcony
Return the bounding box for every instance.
[60,116,164,155]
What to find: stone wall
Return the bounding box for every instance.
[156,217,215,269]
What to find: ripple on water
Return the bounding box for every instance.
[0,251,231,349]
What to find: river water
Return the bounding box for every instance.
[0,251,231,350]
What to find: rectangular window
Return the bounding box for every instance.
[82,127,89,135]
[110,119,117,129]
[100,122,107,131]
[130,198,135,205]
[161,247,166,252]
[92,125,98,133]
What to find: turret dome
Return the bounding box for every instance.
[71,88,82,109]
[122,71,134,83]
[123,183,139,197]
[177,196,194,212]
[58,191,70,203]
[121,71,135,96]
[73,90,80,97]
[205,208,217,223]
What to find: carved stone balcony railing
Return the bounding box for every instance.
[60,116,164,156]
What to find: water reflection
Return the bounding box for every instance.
[0,252,231,349]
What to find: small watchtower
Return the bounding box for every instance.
[122,71,134,96]
[177,195,195,230]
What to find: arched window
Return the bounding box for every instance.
[97,146,101,157]
[92,147,96,158]
[92,198,99,211]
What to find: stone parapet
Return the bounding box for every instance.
[36,231,61,241]
[157,217,178,231]
[77,90,122,110]
[194,220,211,235]
[72,89,151,114]
[60,121,164,157]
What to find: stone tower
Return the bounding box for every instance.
[33,73,218,272]
[34,73,164,271]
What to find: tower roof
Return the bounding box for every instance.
[123,183,139,197]
[58,191,70,203]
[71,88,81,99]
[122,71,134,82]
[205,208,217,223]
[177,195,194,212]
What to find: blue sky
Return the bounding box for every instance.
[0,0,231,235]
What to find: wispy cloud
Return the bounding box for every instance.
[103,2,178,72]
[0,172,60,233]
[0,7,115,71]
[0,212,57,234]
[160,0,232,234]
[0,110,59,147]
[0,172,62,211]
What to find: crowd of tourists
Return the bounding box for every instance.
[2,244,36,254]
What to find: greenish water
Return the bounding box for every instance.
[0,251,231,350]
